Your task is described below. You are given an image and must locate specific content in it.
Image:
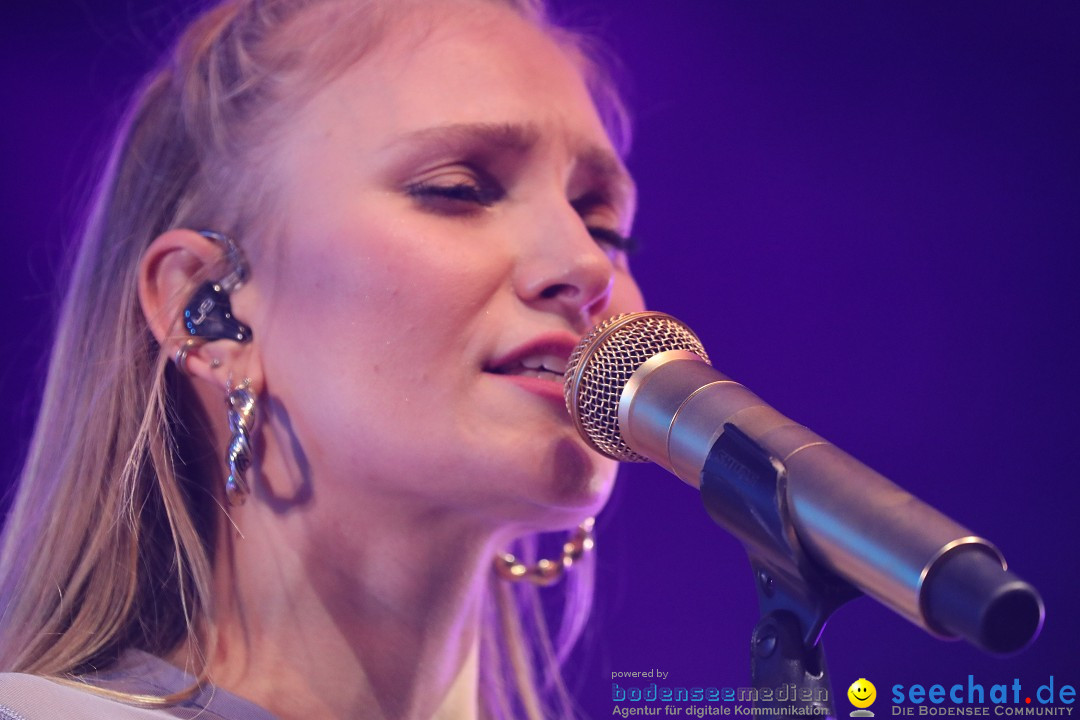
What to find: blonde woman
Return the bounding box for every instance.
[0,0,643,717]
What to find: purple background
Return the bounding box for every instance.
[2,1,1077,717]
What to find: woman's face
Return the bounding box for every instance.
[244,1,644,532]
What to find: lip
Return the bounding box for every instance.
[484,331,581,406]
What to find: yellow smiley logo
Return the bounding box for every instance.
[847,679,877,709]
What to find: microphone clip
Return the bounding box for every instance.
[702,423,859,718]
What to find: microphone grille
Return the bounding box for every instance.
[564,312,709,462]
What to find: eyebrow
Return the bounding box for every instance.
[384,121,637,210]
[384,122,540,155]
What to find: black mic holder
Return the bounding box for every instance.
[700,423,860,720]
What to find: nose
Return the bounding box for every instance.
[513,208,615,327]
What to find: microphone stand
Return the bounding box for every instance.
[700,423,862,720]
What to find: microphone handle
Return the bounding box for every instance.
[618,350,1043,654]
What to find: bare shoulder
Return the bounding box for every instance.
[0,673,164,719]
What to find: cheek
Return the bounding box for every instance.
[248,235,472,476]
[262,221,497,344]
[248,222,509,427]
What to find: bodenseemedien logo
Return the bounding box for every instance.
[849,679,878,717]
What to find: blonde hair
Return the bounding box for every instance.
[0,1,629,717]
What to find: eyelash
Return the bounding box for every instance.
[406,179,639,255]
[406,180,503,210]
[587,226,640,255]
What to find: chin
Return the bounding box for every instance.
[518,436,618,529]
[443,427,619,532]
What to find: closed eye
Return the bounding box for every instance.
[587,226,639,255]
[406,170,504,213]
[572,190,638,255]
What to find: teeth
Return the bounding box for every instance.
[519,354,568,374]
[511,368,564,381]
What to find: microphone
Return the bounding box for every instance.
[564,311,1043,655]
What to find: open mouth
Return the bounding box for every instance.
[487,353,567,383]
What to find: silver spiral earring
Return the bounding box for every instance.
[225,378,258,506]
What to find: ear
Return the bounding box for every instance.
[138,229,263,393]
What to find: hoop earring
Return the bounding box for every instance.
[225,378,258,506]
[493,517,595,587]
[174,338,203,376]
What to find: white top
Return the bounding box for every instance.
[0,651,277,720]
